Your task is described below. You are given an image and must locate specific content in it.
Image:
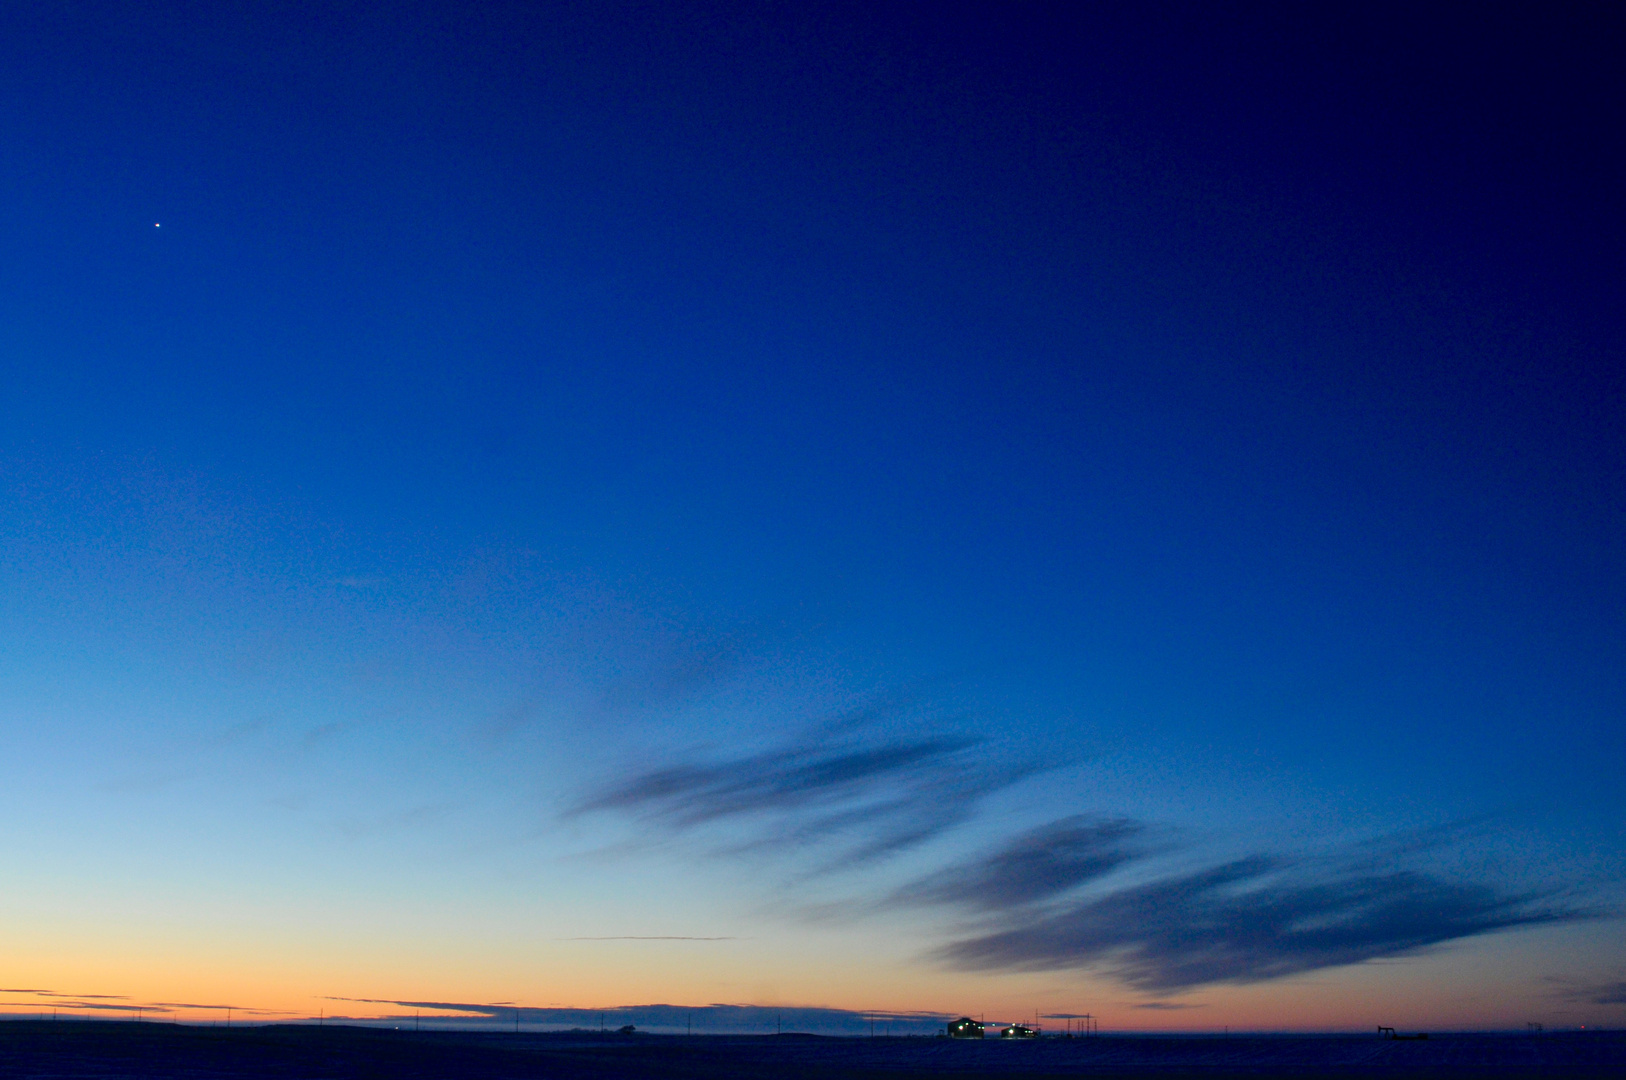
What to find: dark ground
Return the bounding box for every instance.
[1,1022,1621,1079]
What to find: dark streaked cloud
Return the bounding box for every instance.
[0,989,177,1014]
[1594,983,1626,1005]
[148,1001,274,1013]
[323,996,496,1013]
[1132,1001,1206,1010]
[571,725,1043,869]
[890,816,1142,911]
[40,992,127,1000]
[935,853,1582,992]
[1548,976,1626,1006]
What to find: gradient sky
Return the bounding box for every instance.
[1,2,1622,1033]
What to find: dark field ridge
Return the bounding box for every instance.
[1,1021,1621,1079]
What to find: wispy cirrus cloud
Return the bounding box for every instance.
[888,816,1144,911]
[931,846,1585,992]
[570,720,1044,870]
[571,683,1582,997]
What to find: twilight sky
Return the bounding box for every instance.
[1,2,1622,1032]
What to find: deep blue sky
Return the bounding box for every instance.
[0,2,1621,1028]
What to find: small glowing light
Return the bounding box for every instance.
[154,223,161,227]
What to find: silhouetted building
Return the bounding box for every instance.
[947,1017,984,1039]
[1000,1023,1038,1039]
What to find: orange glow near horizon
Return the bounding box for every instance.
[0,921,1614,1032]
